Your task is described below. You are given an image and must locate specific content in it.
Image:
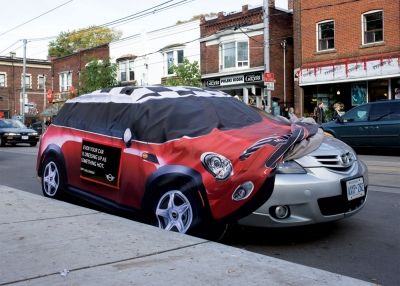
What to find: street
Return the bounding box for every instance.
[0,145,399,286]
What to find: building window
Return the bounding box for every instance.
[129,60,135,81]
[221,41,249,70]
[317,20,334,51]
[38,75,45,89]
[21,74,32,89]
[167,51,174,75]
[119,62,127,82]
[363,10,383,44]
[177,50,184,65]
[118,60,135,82]
[0,73,6,87]
[59,71,72,92]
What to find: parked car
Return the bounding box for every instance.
[0,119,39,147]
[321,100,400,148]
[239,130,368,228]
[31,121,44,135]
[36,86,315,236]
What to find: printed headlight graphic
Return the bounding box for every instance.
[201,152,233,180]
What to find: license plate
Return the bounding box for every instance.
[22,136,28,140]
[346,177,365,201]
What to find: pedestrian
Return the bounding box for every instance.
[332,102,344,121]
[282,105,289,119]
[288,107,299,122]
[395,88,400,100]
[313,100,326,124]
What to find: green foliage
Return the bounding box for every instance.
[165,58,201,87]
[176,13,218,24]
[78,58,118,95]
[48,26,122,57]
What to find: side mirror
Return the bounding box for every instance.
[123,128,133,148]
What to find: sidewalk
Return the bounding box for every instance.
[0,185,373,286]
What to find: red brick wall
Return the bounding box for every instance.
[0,58,51,118]
[299,0,400,65]
[200,5,294,105]
[52,44,110,93]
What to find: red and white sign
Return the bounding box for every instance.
[264,72,275,82]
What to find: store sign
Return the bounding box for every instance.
[205,72,263,87]
[299,57,400,85]
[80,140,122,188]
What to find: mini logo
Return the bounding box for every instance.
[105,174,115,182]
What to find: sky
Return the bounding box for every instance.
[0,0,287,60]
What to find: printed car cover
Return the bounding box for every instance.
[55,86,319,167]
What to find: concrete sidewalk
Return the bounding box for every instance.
[0,185,373,286]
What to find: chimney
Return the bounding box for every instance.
[288,0,294,10]
[268,0,275,7]
[218,12,224,20]
[242,5,249,14]
[10,52,16,58]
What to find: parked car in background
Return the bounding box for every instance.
[239,131,368,228]
[321,100,400,148]
[0,119,39,147]
[36,86,315,237]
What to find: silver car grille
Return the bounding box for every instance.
[313,152,355,171]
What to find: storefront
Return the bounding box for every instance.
[202,70,265,108]
[299,56,400,119]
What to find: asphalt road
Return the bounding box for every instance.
[1,145,399,286]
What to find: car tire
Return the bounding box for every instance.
[152,188,203,235]
[30,142,37,147]
[41,157,65,199]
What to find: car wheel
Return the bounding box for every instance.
[154,189,202,234]
[41,157,65,198]
[30,142,37,147]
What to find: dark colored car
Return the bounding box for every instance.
[0,119,40,147]
[322,100,400,148]
[31,121,44,135]
[36,86,317,236]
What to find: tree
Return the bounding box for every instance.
[78,58,118,95]
[165,58,201,87]
[48,26,121,57]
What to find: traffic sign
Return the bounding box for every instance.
[264,72,275,82]
[265,81,275,91]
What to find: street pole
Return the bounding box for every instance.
[281,39,287,106]
[263,0,271,112]
[22,39,27,125]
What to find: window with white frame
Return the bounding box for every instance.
[317,20,335,51]
[21,74,32,89]
[363,10,383,44]
[165,49,184,75]
[59,71,72,92]
[118,60,135,82]
[220,41,249,70]
[38,75,45,89]
[0,73,6,87]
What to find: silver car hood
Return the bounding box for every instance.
[294,136,358,169]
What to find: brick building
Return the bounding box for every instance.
[51,43,110,101]
[294,0,400,118]
[0,53,51,122]
[200,2,294,111]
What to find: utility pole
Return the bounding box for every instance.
[263,0,271,112]
[281,39,287,106]
[22,39,27,125]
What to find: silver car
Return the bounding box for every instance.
[239,134,368,228]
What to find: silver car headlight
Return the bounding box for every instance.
[4,132,18,136]
[276,161,306,174]
[201,152,233,180]
[28,132,38,136]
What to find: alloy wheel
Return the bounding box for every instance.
[155,190,193,233]
[43,161,60,197]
